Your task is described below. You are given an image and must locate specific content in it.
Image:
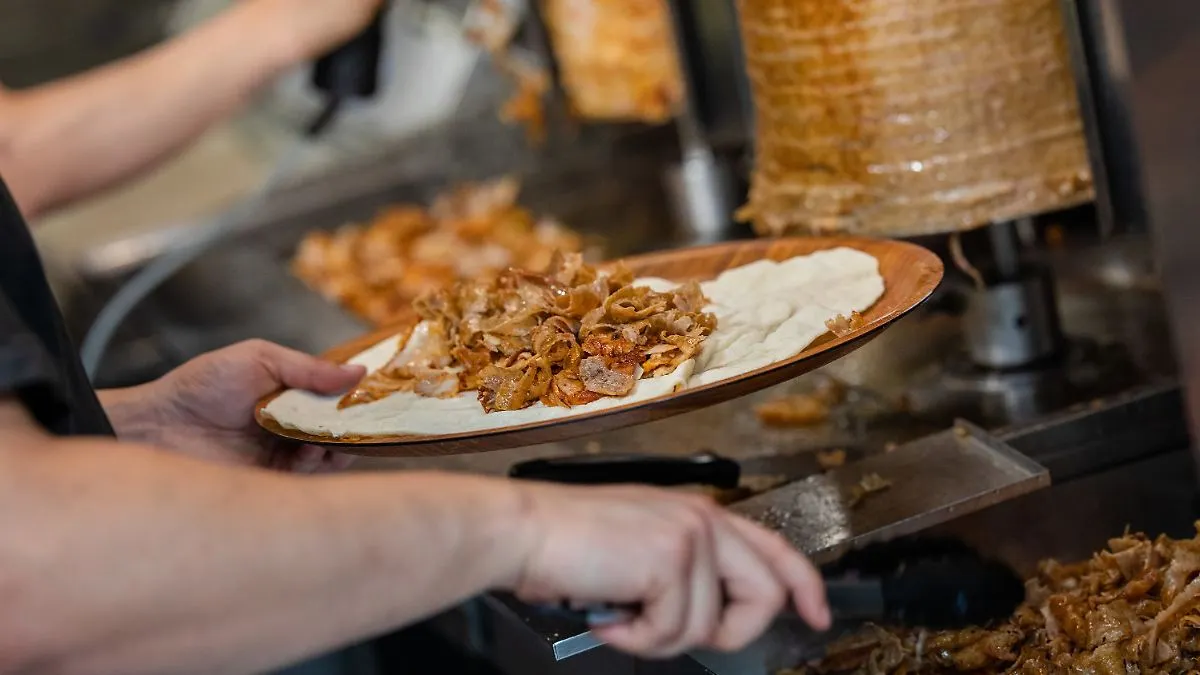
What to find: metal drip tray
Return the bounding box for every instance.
[731,421,1050,565]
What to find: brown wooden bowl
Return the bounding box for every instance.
[256,236,943,456]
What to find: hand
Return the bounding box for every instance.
[102,340,364,472]
[252,0,387,63]
[507,483,831,658]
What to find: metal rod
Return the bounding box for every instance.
[1059,0,1120,238]
[988,219,1026,280]
[663,0,708,151]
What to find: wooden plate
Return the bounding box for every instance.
[256,237,943,456]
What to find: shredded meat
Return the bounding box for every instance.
[781,524,1200,675]
[341,251,716,413]
[292,177,583,326]
[757,377,849,429]
[825,311,867,338]
[463,0,550,142]
[846,473,892,508]
[539,0,685,123]
[816,449,847,471]
[337,323,460,409]
[756,394,832,428]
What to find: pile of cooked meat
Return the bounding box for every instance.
[736,0,1092,238]
[783,526,1200,675]
[340,251,717,413]
[539,0,684,123]
[292,177,583,326]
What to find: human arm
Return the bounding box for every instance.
[0,0,381,219]
[0,397,829,673]
[0,398,536,674]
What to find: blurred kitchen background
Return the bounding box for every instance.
[20,0,529,282]
[13,0,757,391]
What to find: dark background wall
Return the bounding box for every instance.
[0,0,174,87]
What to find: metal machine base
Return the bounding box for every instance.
[930,337,1139,427]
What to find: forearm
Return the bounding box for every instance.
[0,432,529,674]
[0,0,300,219]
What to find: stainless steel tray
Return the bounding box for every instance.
[733,420,1051,565]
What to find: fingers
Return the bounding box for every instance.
[273,444,356,474]
[241,340,365,395]
[288,445,326,473]
[321,451,357,472]
[704,515,788,651]
[596,502,720,657]
[595,494,827,658]
[680,514,722,652]
[726,515,830,631]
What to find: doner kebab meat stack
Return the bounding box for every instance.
[736,0,1094,237]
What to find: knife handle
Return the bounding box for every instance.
[509,452,741,489]
[534,579,886,627]
[534,600,637,626]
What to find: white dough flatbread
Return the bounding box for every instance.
[264,247,884,438]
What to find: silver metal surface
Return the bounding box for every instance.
[660,0,749,246]
[963,267,1063,369]
[550,632,605,662]
[933,338,1133,426]
[1091,1,1200,478]
[663,147,738,245]
[988,220,1025,280]
[663,0,752,151]
[1058,0,1146,234]
[730,421,1050,565]
[996,381,1186,481]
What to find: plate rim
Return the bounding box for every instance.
[255,236,944,452]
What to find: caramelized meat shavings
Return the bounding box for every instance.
[756,377,849,428]
[825,310,866,338]
[846,473,892,508]
[337,323,460,409]
[343,252,717,413]
[816,449,847,471]
[463,0,550,142]
[756,394,831,428]
[292,177,583,326]
[781,524,1200,675]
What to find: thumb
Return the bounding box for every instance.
[248,341,365,395]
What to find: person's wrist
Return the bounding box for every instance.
[97,384,169,444]
[487,478,543,593]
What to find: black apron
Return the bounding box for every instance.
[0,175,113,435]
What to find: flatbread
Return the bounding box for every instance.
[263,247,884,438]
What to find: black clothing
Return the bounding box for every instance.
[0,176,112,435]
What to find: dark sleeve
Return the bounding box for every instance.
[0,291,68,426]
